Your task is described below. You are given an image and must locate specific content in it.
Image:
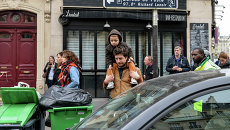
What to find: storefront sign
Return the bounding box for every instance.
[64,10,80,18]
[104,0,178,9]
[159,14,186,21]
[190,23,209,51]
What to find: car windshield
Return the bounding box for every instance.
[74,70,224,129]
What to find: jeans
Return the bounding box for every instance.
[47,79,53,88]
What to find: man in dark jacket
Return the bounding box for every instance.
[166,46,191,74]
[144,56,154,80]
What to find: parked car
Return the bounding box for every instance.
[71,69,230,130]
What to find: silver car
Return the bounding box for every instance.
[71,69,230,130]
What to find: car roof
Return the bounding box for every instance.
[122,69,230,130]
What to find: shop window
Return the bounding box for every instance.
[0,33,10,39]
[11,14,20,23]
[97,31,107,69]
[82,31,94,70]
[0,14,7,22]
[24,15,34,23]
[162,32,172,75]
[21,33,32,39]
[66,30,80,59]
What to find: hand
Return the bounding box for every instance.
[130,71,140,79]
[172,66,178,70]
[109,65,112,70]
[129,57,134,62]
[177,68,182,71]
[144,75,146,79]
[104,75,114,84]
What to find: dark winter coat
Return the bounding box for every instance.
[166,55,191,74]
[106,29,134,67]
[219,60,230,69]
[43,62,58,84]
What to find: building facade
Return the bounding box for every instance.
[0,0,215,97]
[0,0,63,94]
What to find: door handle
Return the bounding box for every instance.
[23,71,30,74]
[1,66,7,69]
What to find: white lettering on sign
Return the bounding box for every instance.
[165,15,186,21]
[192,24,205,30]
[65,10,79,17]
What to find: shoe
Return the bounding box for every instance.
[131,78,138,84]
[107,82,114,89]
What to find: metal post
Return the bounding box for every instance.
[152,9,158,78]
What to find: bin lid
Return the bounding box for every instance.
[0,87,39,104]
[0,103,37,126]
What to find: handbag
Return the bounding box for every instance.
[42,71,47,78]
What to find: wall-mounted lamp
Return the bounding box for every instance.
[104,21,110,28]
[215,10,224,13]
[215,18,222,21]
[216,5,225,8]
[146,22,152,30]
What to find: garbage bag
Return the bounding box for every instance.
[39,85,92,110]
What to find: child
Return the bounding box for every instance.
[106,29,140,89]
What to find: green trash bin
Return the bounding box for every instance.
[0,87,45,130]
[48,104,93,130]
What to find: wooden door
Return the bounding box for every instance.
[0,29,36,87]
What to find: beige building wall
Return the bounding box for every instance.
[0,0,63,94]
[187,0,212,61]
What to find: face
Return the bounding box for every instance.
[57,54,63,64]
[115,54,128,68]
[174,48,181,57]
[144,57,151,66]
[49,57,54,64]
[61,54,68,63]
[192,49,204,64]
[110,35,119,47]
[219,57,227,65]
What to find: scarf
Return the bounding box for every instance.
[58,60,82,87]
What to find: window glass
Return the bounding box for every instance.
[138,32,145,72]
[82,31,94,70]
[151,89,230,130]
[0,33,10,39]
[21,33,32,39]
[125,32,136,60]
[11,14,20,23]
[97,31,107,69]
[67,30,80,59]
[24,15,34,23]
[174,32,184,54]
[163,32,172,75]
[0,14,7,22]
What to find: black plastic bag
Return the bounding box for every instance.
[39,85,92,110]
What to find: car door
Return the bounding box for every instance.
[145,86,230,130]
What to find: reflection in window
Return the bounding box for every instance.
[0,14,7,22]
[24,15,34,23]
[21,33,32,39]
[151,89,230,130]
[11,14,20,23]
[0,33,10,39]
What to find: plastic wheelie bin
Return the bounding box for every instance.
[48,104,93,130]
[0,87,45,130]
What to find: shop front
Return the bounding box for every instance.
[62,0,187,98]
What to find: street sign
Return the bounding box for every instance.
[104,0,178,9]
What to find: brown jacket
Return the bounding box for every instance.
[103,67,143,99]
[106,29,134,67]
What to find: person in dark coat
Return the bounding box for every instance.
[144,56,154,80]
[52,52,63,85]
[43,56,58,88]
[218,52,230,69]
[166,46,190,74]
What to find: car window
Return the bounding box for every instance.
[149,88,230,130]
